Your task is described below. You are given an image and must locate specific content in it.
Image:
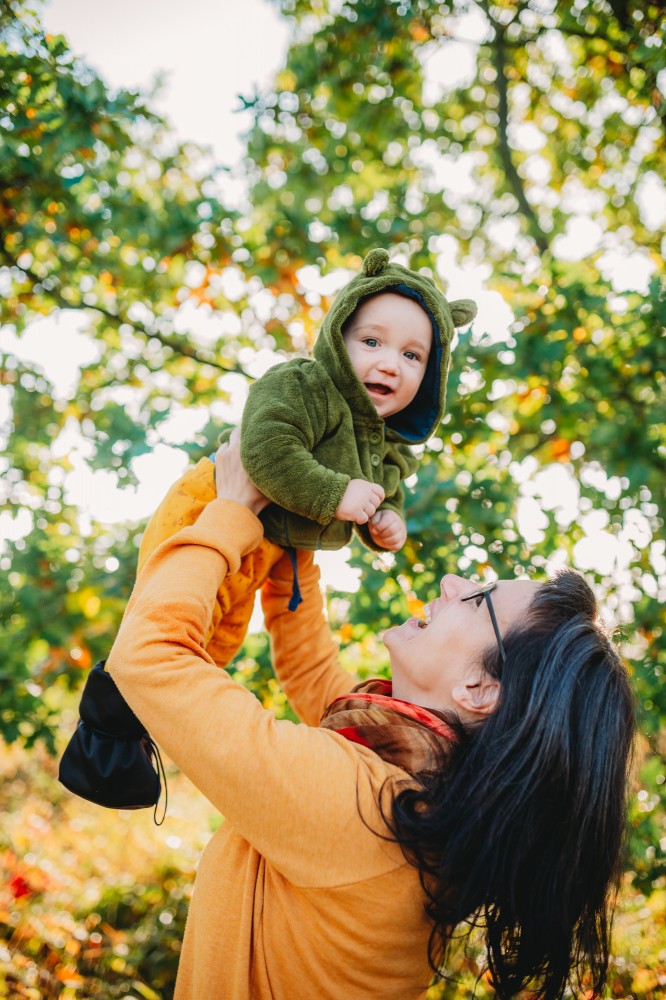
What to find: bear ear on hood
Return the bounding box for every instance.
[449,299,477,328]
[362,248,390,276]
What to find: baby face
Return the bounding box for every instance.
[343,293,432,418]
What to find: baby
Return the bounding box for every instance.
[137,248,477,666]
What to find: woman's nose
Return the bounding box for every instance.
[440,574,466,599]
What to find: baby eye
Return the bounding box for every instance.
[404,350,420,362]
[364,337,379,348]
[473,594,484,608]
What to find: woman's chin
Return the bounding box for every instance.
[384,618,422,649]
[382,625,398,650]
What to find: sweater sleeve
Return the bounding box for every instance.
[240,364,350,525]
[106,501,403,888]
[261,549,358,726]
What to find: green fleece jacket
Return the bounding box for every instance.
[240,248,477,551]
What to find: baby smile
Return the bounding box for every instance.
[365,382,393,396]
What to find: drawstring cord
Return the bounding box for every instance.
[146,736,168,826]
[284,546,303,612]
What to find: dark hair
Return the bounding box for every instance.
[383,569,636,1000]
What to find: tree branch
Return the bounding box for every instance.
[556,17,666,136]
[606,0,631,33]
[0,246,254,380]
[78,298,253,379]
[495,14,666,136]
[478,5,550,257]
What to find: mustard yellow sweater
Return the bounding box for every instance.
[107,500,433,999]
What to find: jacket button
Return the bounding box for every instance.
[371,454,380,467]
[370,432,381,443]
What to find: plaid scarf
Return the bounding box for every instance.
[320,679,457,774]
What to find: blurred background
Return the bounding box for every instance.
[1,0,664,996]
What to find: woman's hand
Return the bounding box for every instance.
[214,429,270,516]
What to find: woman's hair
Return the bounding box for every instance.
[383,569,636,1000]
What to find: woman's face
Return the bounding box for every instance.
[384,574,540,719]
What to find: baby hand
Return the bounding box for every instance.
[334,479,385,524]
[368,509,407,551]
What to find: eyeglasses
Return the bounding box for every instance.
[461,581,507,665]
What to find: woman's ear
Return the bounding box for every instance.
[451,676,499,718]
[449,299,477,328]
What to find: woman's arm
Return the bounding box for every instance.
[224,427,358,725]
[261,549,359,726]
[106,440,397,887]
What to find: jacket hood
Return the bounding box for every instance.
[312,248,477,444]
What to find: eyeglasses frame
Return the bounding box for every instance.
[461,581,507,665]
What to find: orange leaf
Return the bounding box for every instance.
[410,23,430,42]
[550,438,571,462]
[407,597,425,618]
[55,967,85,985]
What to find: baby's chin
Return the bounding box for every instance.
[374,394,419,419]
[371,398,403,418]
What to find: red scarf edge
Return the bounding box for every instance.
[326,685,458,743]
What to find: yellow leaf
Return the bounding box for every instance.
[132,982,162,1000]
[339,623,353,642]
[275,68,296,92]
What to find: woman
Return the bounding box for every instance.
[106,437,635,1000]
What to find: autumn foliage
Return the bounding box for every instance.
[1,0,665,995]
